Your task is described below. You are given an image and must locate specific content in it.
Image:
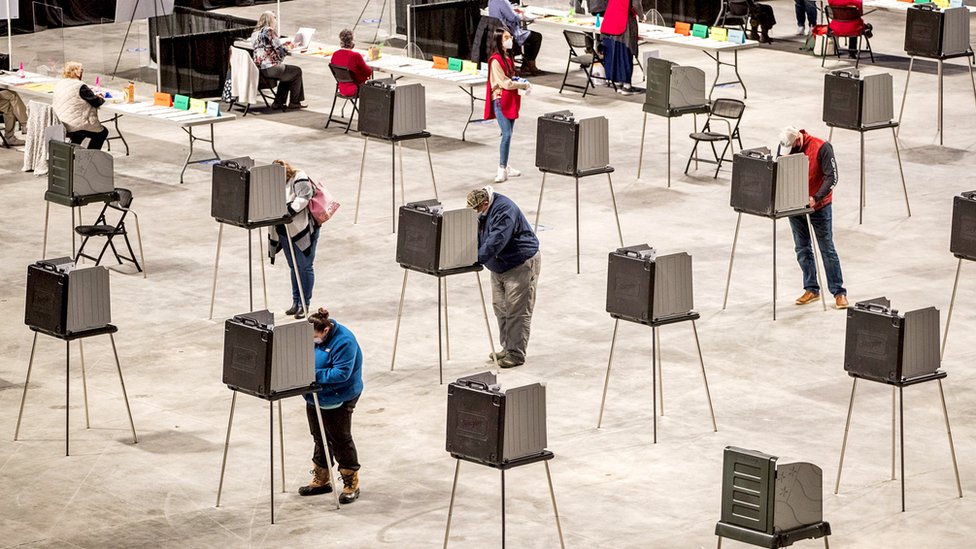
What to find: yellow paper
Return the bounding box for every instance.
[189,98,206,113]
[710,27,728,41]
[462,60,478,74]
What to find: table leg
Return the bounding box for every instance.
[180,126,194,184]
[391,270,409,371]
[835,378,858,494]
[597,318,619,429]
[14,332,39,441]
[722,212,741,310]
[734,50,746,99]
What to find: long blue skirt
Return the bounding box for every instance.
[601,37,634,84]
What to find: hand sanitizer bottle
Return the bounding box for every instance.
[17,62,25,78]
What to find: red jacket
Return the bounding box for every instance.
[600,0,635,36]
[331,48,372,97]
[484,53,521,121]
[828,0,864,36]
[798,130,834,209]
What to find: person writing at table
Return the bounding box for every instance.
[251,11,306,110]
[329,29,373,97]
[485,28,530,183]
[53,61,109,150]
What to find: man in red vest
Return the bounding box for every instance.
[778,126,849,309]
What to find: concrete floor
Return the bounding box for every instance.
[2,1,976,547]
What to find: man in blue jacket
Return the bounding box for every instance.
[300,307,364,504]
[468,186,542,368]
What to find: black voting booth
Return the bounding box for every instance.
[637,57,710,187]
[355,79,438,233]
[534,111,623,274]
[597,245,717,443]
[390,201,498,384]
[823,69,910,225]
[898,4,976,146]
[208,158,305,319]
[443,372,565,549]
[42,141,118,261]
[15,258,137,456]
[835,298,963,512]
[723,148,827,320]
[216,310,341,521]
[943,191,976,359]
[715,447,831,549]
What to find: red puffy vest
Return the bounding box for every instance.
[799,130,833,209]
[484,53,521,121]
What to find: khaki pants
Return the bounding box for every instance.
[490,252,541,362]
[0,90,27,137]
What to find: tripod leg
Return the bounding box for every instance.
[216,391,237,507]
[109,334,137,444]
[398,141,405,207]
[270,400,275,524]
[828,126,833,143]
[835,378,858,494]
[892,127,910,218]
[608,173,624,247]
[284,225,308,312]
[892,386,896,480]
[575,176,580,275]
[806,215,827,311]
[425,138,438,199]
[312,393,341,509]
[942,258,962,360]
[66,341,70,456]
[444,278,451,361]
[248,229,254,312]
[544,461,566,549]
[14,332,39,441]
[476,271,499,372]
[278,400,285,493]
[773,218,777,321]
[259,228,269,309]
[72,207,76,258]
[209,223,224,320]
[900,385,905,512]
[438,277,444,385]
[652,326,658,444]
[42,202,50,258]
[859,132,865,225]
[501,469,506,549]
[637,113,647,179]
[534,173,546,232]
[667,118,672,188]
[937,379,963,498]
[722,213,741,310]
[79,340,90,429]
[938,60,944,146]
[355,137,369,224]
[597,318,619,429]
[692,320,718,432]
[897,57,913,136]
[443,459,461,549]
[656,328,663,417]
[391,270,409,371]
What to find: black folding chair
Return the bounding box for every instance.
[822,4,874,69]
[74,188,147,277]
[326,63,362,133]
[716,0,750,30]
[559,30,606,97]
[685,99,746,178]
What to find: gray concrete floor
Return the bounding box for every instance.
[2,1,976,547]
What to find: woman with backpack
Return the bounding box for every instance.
[271,159,321,318]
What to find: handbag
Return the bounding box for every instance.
[308,178,340,224]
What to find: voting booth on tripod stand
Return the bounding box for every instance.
[834,297,963,512]
[14,258,138,456]
[897,4,976,146]
[823,69,910,225]
[636,57,710,187]
[215,310,341,521]
[208,157,307,319]
[442,372,566,548]
[354,78,438,233]
[596,244,717,443]
[941,190,976,359]
[533,110,623,274]
[722,148,828,320]
[390,200,499,383]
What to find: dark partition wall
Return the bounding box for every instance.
[396,0,480,60]
[648,0,720,26]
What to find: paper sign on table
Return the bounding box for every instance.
[950,0,963,6]
[205,101,221,117]
[153,92,172,107]
[675,21,691,35]
[189,98,206,113]
[692,24,709,38]
[447,57,463,71]
[173,94,190,110]
[462,60,478,73]
[479,62,489,76]
[432,56,448,69]
[710,27,728,41]
[727,29,746,43]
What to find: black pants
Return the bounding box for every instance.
[67,127,108,150]
[520,31,543,63]
[306,396,360,471]
[261,64,305,106]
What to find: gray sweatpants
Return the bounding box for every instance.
[490,252,541,362]
[0,90,27,137]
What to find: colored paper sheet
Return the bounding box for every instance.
[447,57,463,71]
[432,56,448,69]
[675,21,691,36]
[462,60,478,74]
[153,92,172,107]
[710,27,728,41]
[205,101,221,117]
[173,94,190,110]
[189,98,206,113]
[479,62,489,76]
[727,29,746,44]
[692,24,709,38]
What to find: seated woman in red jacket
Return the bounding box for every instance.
[828,0,871,59]
[330,29,373,96]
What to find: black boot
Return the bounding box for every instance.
[749,23,760,41]
[285,303,300,316]
[761,28,772,44]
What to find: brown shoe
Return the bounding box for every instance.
[835,295,849,309]
[298,463,333,496]
[795,291,820,305]
[338,468,360,504]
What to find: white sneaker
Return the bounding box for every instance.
[506,165,521,178]
[494,166,508,183]
[796,26,805,35]
[804,27,812,36]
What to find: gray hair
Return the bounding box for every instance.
[339,29,355,49]
[256,11,276,31]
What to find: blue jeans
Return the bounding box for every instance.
[795,0,817,27]
[788,204,846,297]
[493,99,515,167]
[279,222,320,307]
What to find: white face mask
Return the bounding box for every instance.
[502,38,514,50]
[313,337,323,345]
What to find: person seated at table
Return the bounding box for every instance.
[52,61,108,150]
[251,10,306,110]
[827,0,871,59]
[488,0,544,76]
[330,29,373,97]
[0,89,27,146]
[747,0,777,44]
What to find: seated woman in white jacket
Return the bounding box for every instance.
[52,62,108,150]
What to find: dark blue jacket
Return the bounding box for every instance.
[478,193,539,273]
[304,320,364,408]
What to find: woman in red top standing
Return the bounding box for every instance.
[330,29,373,96]
[485,29,530,183]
